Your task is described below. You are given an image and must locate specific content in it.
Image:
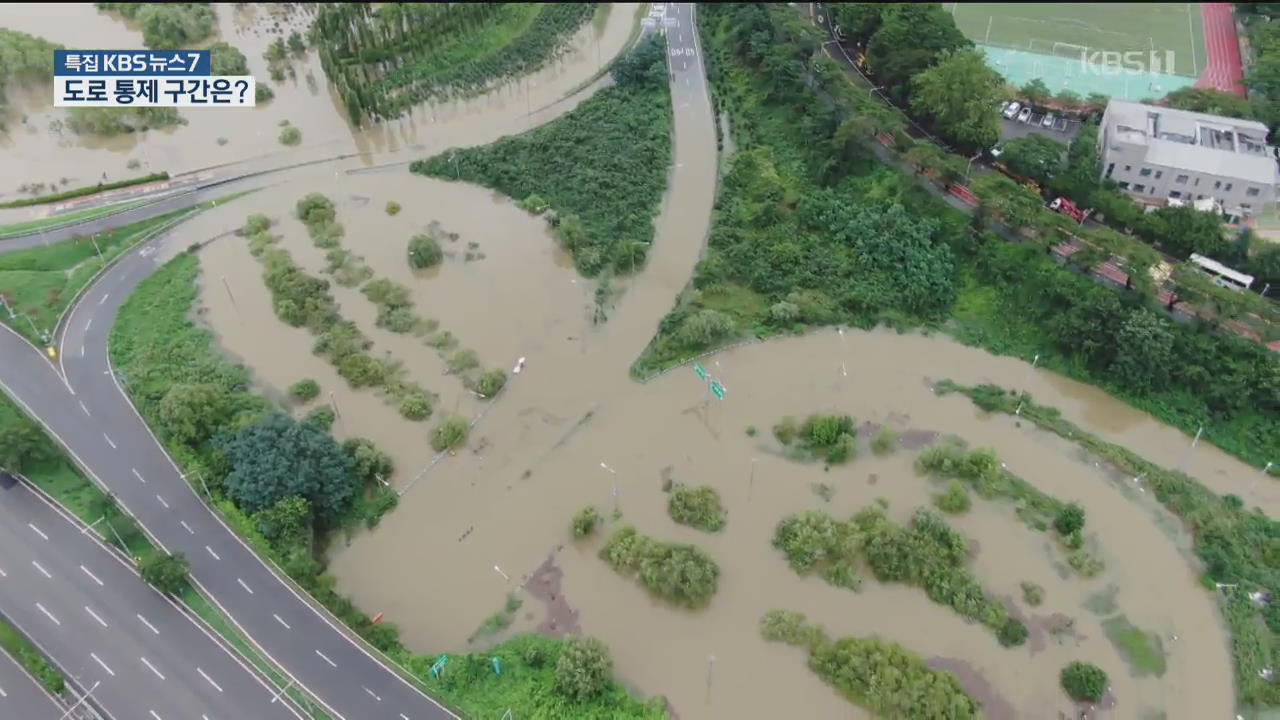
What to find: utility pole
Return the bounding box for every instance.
[1177,425,1205,472]
[221,276,239,318]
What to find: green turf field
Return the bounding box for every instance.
[949,3,1205,78]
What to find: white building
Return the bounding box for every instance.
[1099,99,1279,218]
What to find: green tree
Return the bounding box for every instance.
[1060,661,1108,702]
[610,35,667,87]
[252,495,313,549]
[0,420,52,473]
[828,3,888,47]
[1053,89,1083,109]
[219,414,358,523]
[910,49,1003,150]
[430,416,469,452]
[1000,134,1067,184]
[1109,310,1175,394]
[1148,205,1229,259]
[408,234,443,269]
[139,551,189,595]
[866,3,971,100]
[279,125,302,146]
[342,437,393,485]
[571,505,601,539]
[934,480,971,514]
[289,379,320,402]
[304,406,335,430]
[116,3,217,49]
[973,173,1044,229]
[398,390,432,420]
[1020,78,1050,106]
[555,636,613,702]
[158,383,229,446]
[1054,503,1086,535]
[668,485,727,532]
[1163,86,1256,120]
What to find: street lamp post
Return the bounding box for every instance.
[964,152,982,183]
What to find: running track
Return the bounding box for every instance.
[1196,2,1246,96]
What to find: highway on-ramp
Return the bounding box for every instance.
[0,472,303,720]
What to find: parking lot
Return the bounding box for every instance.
[998,102,1083,145]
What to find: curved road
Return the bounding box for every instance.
[0,5,696,719]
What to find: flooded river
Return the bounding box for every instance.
[0,3,643,197]
[25,2,1258,718]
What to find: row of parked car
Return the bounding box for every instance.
[1000,100,1069,132]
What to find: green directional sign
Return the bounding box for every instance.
[694,362,708,381]
[710,380,725,400]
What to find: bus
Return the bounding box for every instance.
[1189,253,1255,291]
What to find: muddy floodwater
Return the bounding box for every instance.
[0,3,643,195]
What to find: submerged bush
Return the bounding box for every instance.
[934,480,971,514]
[289,379,319,402]
[667,485,727,532]
[408,233,443,269]
[430,416,469,452]
[599,526,719,607]
[571,506,601,539]
[1061,661,1108,702]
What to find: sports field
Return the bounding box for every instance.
[950,3,1205,77]
[946,3,1209,100]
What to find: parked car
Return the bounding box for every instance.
[1017,107,1032,123]
[1003,101,1021,120]
[1042,113,1056,128]
[1053,117,1068,132]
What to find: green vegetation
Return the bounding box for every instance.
[413,36,671,277]
[408,233,443,269]
[138,551,190,595]
[773,413,858,465]
[314,3,596,123]
[67,106,186,136]
[279,124,302,146]
[933,480,971,514]
[1021,581,1044,607]
[571,505,601,539]
[0,200,155,238]
[289,379,320,403]
[938,380,1280,707]
[555,636,612,703]
[870,425,899,455]
[0,28,59,128]
[666,484,726,532]
[0,173,169,209]
[468,592,522,643]
[773,506,1028,646]
[431,416,470,452]
[97,3,216,49]
[760,610,979,718]
[1060,661,1109,703]
[1100,615,1166,677]
[599,526,719,608]
[385,201,402,216]
[0,617,64,696]
[0,208,194,345]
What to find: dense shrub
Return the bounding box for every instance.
[430,416,469,452]
[667,485,727,532]
[288,379,320,402]
[303,406,336,430]
[933,480,971,514]
[1054,503,1086,536]
[1060,661,1108,703]
[599,527,719,607]
[571,506,601,539]
[555,637,613,703]
[398,390,432,421]
[408,233,443,269]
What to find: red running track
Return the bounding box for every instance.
[1195,2,1246,96]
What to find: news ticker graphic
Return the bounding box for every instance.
[54,50,255,108]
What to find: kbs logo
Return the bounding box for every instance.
[1081,50,1177,75]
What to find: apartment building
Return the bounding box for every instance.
[1099,99,1279,218]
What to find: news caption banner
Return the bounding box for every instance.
[53,50,256,107]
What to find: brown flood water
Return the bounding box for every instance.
[0,3,643,199]
[92,4,1255,717]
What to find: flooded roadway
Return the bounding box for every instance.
[7,3,1256,718]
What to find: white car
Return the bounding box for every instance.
[1017,107,1033,123]
[1002,101,1021,120]
[1042,113,1057,128]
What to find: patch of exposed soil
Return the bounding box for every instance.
[523,548,580,637]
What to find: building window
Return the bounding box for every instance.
[1170,191,1182,199]
[1214,180,1222,189]
[1194,178,1200,186]
[1225,183,1234,191]
[1248,187,1261,197]
[1175,174,1189,184]
[1124,164,1132,172]
[1139,167,1153,177]
[1119,181,1131,189]
[1133,183,1146,193]
[1151,186,1158,195]
[1106,162,1115,178]
[1155,170,1163,179]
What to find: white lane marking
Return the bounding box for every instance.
[197,667,223,693]
[31,560,51,579]
[79,344,84,357]
[98,293,109,306]
[155,494,169,509]
[80,565,103,586]
[79,400,90,416]
[140,656,166,680]
[132,468,146,483]
[85,605,108,628]
[0,567,6,577]
[35,603,59,626]
[180,520,193,534]
[315,649,336,667]
[84,318,93,332]
[137,614,159,635]
[400,714,410,720]
[237,577,253,594]
[364,686,381,701]
[205,545,220,561]
[0,685,6,697]
[27,523,48,541]
[103,433,116,449]
[149,711,162,720]
[273,613,290,630]
[90,652,115,676]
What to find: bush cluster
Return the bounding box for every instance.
[666,484,727,532]
[599,527,719,608]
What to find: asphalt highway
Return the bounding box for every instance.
[0,629,64,718]
[0,472,302,720]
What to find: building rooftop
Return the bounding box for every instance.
[1105,100,1279,187]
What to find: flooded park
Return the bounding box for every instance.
[2,2,1269,719]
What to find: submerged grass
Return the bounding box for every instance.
[1101,615,1167,677]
